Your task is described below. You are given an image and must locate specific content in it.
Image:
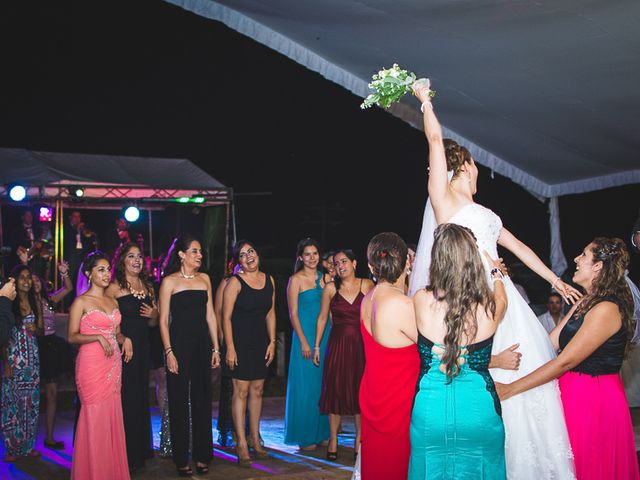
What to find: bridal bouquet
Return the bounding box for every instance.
[360,64,435,110]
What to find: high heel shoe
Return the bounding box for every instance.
[236,444,252,468]
[195,463,209,474]
[326,450,338,461]
[176,466,193,477]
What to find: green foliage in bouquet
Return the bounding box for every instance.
[360,64,434,110]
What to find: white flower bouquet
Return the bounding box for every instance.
[360,64,435,110]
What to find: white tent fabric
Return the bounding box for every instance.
[164,0,640,199]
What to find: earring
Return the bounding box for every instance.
[406,268,412,276]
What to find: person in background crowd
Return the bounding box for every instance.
[322,251,336,284]
[497,237,639,479]
[213,259,241,447]
[34,261,73,449]
[631,212,640,254]
[1,265,43,462]
[0,279,16,347]
[537,292,564,334]
[64,211,96,305]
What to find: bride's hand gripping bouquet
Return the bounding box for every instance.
[360,64,435,110]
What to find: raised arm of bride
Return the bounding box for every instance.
[412,80,449,210]
[497,227,582,304]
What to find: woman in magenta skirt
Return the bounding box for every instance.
[498,237,639,479]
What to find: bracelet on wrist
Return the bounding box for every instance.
[490,267,504,279]
[420,100,433,113]
[492,277,504,283]
[211,348,219,354]
[551,277,562,290]
[314,346,320,350]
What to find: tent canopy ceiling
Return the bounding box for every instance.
[166,0,640,198]
[0,148,230,205]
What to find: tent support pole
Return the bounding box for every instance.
[148,210,154,260]
[548,197,568,278]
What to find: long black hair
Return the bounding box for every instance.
[332,249,356,291]
[10,264,42,328]
[164,234,202,277]
[293,238,322,273]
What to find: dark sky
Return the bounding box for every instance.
[1,0,638,290]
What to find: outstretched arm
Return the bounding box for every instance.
[413,80,449,212]
[497,301,621,400]
[498,227,581,304]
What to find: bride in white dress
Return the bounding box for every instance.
[410,79,579,479]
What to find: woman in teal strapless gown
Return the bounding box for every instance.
[284,239,330,448]
[408,224,508,480]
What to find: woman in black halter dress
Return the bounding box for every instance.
[159,235,221,477]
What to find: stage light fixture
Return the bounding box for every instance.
[124,206,140,222]
[9,185,27,202]
[74,187,84,198]
[39,206,53,222]
[176,197,189,203]
[193,196,205,204]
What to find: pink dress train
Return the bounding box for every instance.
[71,309,130,480]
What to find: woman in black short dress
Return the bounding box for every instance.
[223,240,276,466]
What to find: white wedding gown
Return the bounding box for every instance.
[412,202,575,479]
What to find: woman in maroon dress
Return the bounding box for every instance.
[359,233,419,480]
[313,249,374,461]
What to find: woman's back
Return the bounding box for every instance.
[359,287,419,480]
[408,290,506,480]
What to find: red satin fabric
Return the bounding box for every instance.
[359,322,419,480]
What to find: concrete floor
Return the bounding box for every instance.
[0,397,355,480]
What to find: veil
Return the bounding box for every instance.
[409,197,436,297]
[408,171,455,297]
[625,272,640,342]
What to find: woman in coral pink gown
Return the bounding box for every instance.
[359,233,419,480]
[68,252,131,480]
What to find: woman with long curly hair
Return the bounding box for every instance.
[1,264,43,462]
[498,238,640,479]
[409,224,508,479]
[106,242,158,472]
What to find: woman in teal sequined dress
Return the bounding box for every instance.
[409,224,508,480]
[285,239,330,449]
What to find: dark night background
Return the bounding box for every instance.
[1,0,638,302]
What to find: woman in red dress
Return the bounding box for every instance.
[359,233,419,480]
[314,249,374,461]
